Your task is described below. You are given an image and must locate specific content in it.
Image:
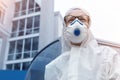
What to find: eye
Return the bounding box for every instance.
[78,16,88,22]
[68,18,75,23]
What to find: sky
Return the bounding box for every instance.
[54,0,120,44]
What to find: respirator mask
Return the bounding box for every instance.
[64,18,88,44]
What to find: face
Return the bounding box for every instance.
[64,9,90,27]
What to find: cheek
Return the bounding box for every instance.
[84,22,89,28]
[66,23,70,27]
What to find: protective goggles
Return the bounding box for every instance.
[64,15,89,24]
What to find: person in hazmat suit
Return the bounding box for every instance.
[44,8,120,80]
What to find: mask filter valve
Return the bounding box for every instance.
[74,28,81,36]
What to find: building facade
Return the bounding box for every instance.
[0,0,14,69]
[0,0,63,70]
[5,0,41,70]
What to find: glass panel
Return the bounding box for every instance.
[15,53,22,59]
[14,2,21,17]
[19,19,25,31]
[28,0,34,14]
[32,50,38,57]
[8,55,14,60]
[18,31,24,36]
[33,28,39,33]
[9,41,16,54]
[28,0,34,9]
[16,40,23,53]
[22,62,30,70]
[22,0,27,11]
[35,3,40,12]
[15,2,21,12]
[32,37,38,50]
[14,63,21,70]
[26,29,32,35]
[28,8,34,14]
[6,64,13,70]
[23,52,30,58]
[12,21,18,32]
[11,32,17,37]
[34,15,40,28]
[26,17,33,29]
[21,10,26,15]
[24,38,31,51]
[21,0,27,15]
[34,15,40,27]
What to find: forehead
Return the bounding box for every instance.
[68,9,87,16]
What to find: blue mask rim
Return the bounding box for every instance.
[70,19,83,26]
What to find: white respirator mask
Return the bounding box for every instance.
[64,18,88,44]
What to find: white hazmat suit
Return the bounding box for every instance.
[44,11,120,80]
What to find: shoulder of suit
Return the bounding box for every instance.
[46,51,69,69]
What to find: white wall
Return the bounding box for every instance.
[54,11,63,39]
[39,0,55,50]
[0,0,14,69]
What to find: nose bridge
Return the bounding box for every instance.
[70,18,83,26]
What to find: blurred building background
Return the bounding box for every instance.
[0,0,63,70]
[0,0,120,71]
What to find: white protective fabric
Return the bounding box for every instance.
[44,20,120,80]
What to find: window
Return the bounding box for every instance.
[26,17,33,35]
[15,2,21,13]
[14,0,27,17]
[8,37,39,60]
[32,37,39,57]
[6,62,30,70]
[28,0,34,14]
[6,64,13,70]
[11,20,19,37]
[23,38,31,58]
[15,40,23,60]
[33,15,40,33]
[34,15,40,28]
[16,40,23,53]
[28,0,41,13]
[19,19,25,31]
[21,0,27,15]
[24,38,31,52]
[18,19,25,36]
[14,2,21,17]
[22,62,30,70]
[23,52,30,58]
[8,41,16,60]
[14,63,21,70]
[35,3,41,12]
[11,15,40,37]
[32,37,38,50]
[9,41,16,54]
[26,16,33,29]
[14,0,41,17]
[8,55,14,60]
[12,21,18,32]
